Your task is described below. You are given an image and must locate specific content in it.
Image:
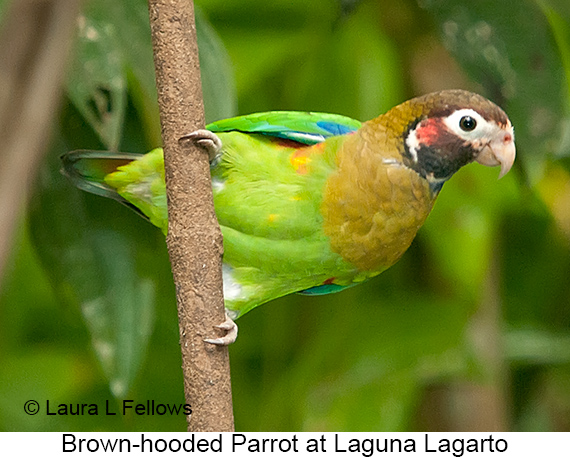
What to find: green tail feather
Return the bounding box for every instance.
[61,150,148,218]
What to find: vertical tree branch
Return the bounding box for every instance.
[147,0,234,431]
[0,0,80,283]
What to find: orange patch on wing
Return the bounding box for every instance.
[290,150,311,174]
[290,143,325,175]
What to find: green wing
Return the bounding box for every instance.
[207,111,361,144]
[210,130,360,316]
[62,111,364,317]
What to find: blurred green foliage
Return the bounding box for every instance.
[1,0,570,431]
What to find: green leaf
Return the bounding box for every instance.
[235,286,473,431]
[283,1,404,119]
[422,0,569,182]
[422,165,520,299]
[0,352,81,431]
[79,230,155,398]
[536,0,570,160]
[94,0,161,146]
[74,0,237,148]
[29,129,158,398]
[35,0,237,399]
[293,293,471,431]
[538,2,570,103]
[195,7,238,123]
[506,327,570,365]
[67,5,127,150]
[500,196,570,329]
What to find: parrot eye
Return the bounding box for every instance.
[459,116,477,132]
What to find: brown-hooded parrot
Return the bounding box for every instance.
[62,90,516,344]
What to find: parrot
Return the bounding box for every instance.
[62,90,515,345]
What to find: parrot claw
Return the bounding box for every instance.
[204,311,238,346]
[179,129,223,163]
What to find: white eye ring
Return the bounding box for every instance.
[444,109,493,139]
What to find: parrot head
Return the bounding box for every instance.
[385,90,515,190]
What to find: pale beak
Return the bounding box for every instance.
[475,126,516,178]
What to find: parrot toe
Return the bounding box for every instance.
[179,129,223,163]
[204,311,238,346]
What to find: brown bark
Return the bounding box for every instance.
[0,0,80,283]
[147,0,234,431]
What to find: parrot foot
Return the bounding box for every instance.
[204,311,238,346]
[179,129,222,163]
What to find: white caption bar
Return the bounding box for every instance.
[1,432,567,456]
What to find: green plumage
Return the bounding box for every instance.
[61,91,515,320]
[103,130,361,317]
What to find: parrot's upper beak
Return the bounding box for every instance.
[475,125,516,178]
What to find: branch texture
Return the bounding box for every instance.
[147,0,234,431]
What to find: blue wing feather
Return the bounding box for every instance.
[207,111,361,145]
[297,283,357,295]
